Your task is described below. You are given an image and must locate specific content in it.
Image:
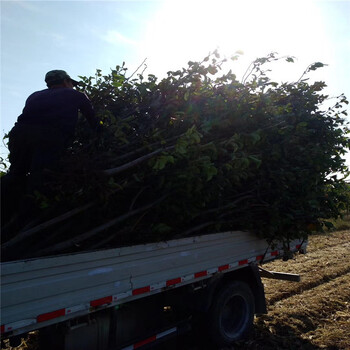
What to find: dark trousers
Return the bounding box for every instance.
[1,123,69,226]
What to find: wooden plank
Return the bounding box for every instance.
[259,267,301,282]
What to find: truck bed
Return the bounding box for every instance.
[0,231,306,336]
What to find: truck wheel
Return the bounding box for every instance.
[207,281,255,347]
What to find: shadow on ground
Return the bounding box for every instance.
[167,320,339,350]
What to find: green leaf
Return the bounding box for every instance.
[239,157,250,168]
[250,132,261,145]
[324,221,334,230]
[153,155,175,170]
[308,62,326,71]
[208,65,217,75]
[308,199,320,209]
[248,156,262,167]
[153,223,172,233]
[205,164,218,181]
[297,122,308,128]
[175,138,188,154]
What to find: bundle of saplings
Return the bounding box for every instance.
[2,52,349,261]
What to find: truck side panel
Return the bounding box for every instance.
[1,231,306,336]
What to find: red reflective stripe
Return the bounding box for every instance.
[166,277,181,286]
[134,335,156,348]
[296,244,301,249]
[271,251,279,256]
[1,325,5,334]
[256,255,264,261]
[218,264,229,271]
[133,286,151,295]
[195,270,207,278]
[90,296,113,307]
[239,259,248,266]
[37,309,66,322]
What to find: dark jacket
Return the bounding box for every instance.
[17,87,97,136]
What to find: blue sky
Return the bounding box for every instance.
[1,0,350,168]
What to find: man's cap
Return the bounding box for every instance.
[45,70,79,86]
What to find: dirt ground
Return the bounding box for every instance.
[3,218,350,350]
[233,227,350,350]
[182,219,350,350]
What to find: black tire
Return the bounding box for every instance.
[207,280,255,348]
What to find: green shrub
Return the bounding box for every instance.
[3,51,350,257]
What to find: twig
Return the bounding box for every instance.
[129,187,147,211]
[20,221,73,258]
[110,134,183,163]
[86,229,125,250]
[127,58,147,81]
[241,61,256,84]
[199,194,255,218]
[173,221,215,239]
[103,146,174,176]
[129,211,148,233]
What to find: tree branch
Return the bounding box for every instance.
[173,221,215,239]
[103,146,174,176]
[2,202,94,250]
[34,195,168,256]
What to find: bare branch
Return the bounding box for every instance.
[173,221,215,239]
[2,202,94,250]
[127,58,147,81]
[35,195,168,256]
[103,146,174,176]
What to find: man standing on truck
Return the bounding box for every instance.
[1,70,100,229]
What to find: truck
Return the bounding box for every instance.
[1,230,306,350]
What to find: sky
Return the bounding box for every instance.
[1,0,350,169]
